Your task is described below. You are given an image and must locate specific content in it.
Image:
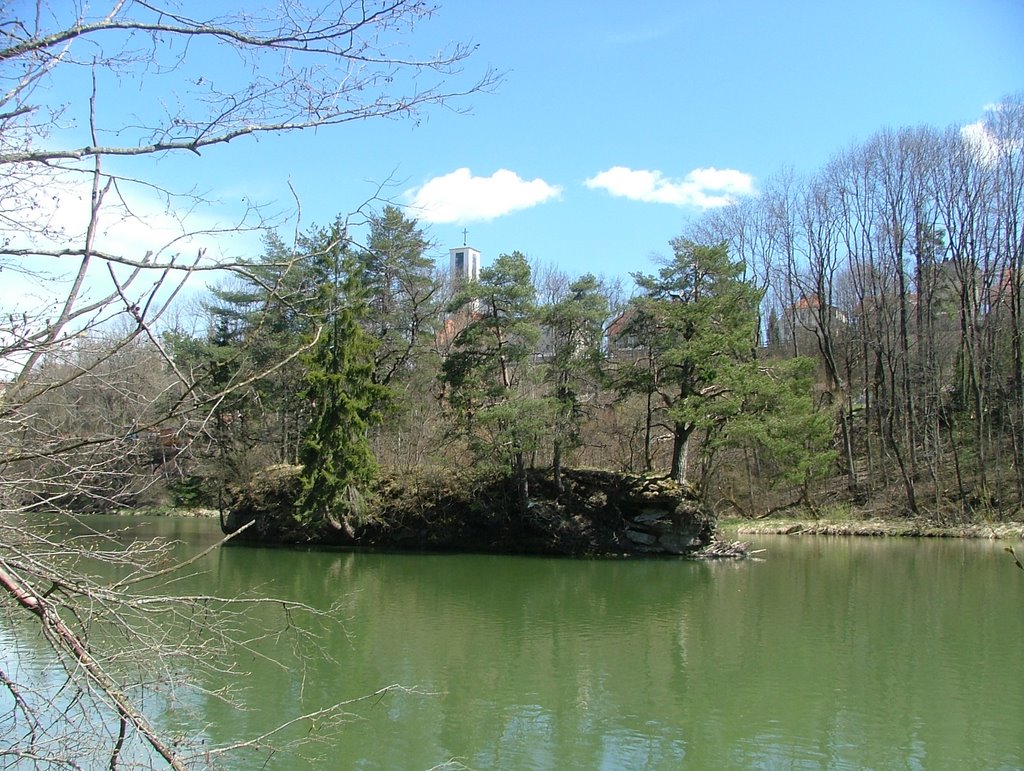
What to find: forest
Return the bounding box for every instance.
[5,95,1023,527]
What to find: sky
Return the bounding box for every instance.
[274,0,1024,283]
[6,0,1024,310]
[260,0,1019,280]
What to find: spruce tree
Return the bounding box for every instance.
[296,223,388,528]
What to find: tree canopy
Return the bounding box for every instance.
[629,239,763,483]
[296,222,388,528]
[442,251,543,509]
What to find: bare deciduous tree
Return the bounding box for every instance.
[696,96,1024,519]
[1,0,492,765]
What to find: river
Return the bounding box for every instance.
[3,516,1023,769]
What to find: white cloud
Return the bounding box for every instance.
[1,169,259,317]
[405,168,562,224]
[960,101,1024,166]
[961,120,1000,164]
[5,170,248,261]
[584,165,756,209]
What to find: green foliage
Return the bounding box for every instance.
[625,240,834,497]
[543,274,608,404]
[295,222,390,527]
[443,251,539,409]
[471,397,557,474]
[167,476,210,509]
[442,252,540,501]
[706,357,836,491]
[627,239,764,482]
[633,238,761,382]
[166,208,439,491]
[165,231,314,474]
[542,273,609,480]
[361,206,441,388]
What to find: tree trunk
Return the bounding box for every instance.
[515,451,529,514]
[1010,269,1024,505]
[670,422,692,484]
[552,439,563,498]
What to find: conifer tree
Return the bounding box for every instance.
[361,206,440,388]
[627,238,834,498]
[164,232,315,482]
[701,356,836,510]
[630,239,765,483]
[542,273,609,494]
[296,223,388,527]
[442,251,543,510]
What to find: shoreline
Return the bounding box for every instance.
[720,517,1024,540]
[90,499,1024,543]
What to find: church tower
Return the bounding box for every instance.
[449,245,480,284]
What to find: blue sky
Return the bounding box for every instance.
[10,0,1024,306]
[262,0,1024,282]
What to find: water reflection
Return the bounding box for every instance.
[4,519,1023,769]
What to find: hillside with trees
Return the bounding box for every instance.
[686,104,1024,522]
[8,98,1023,532]
[129,97,1024,530]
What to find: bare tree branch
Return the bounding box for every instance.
[0,1,493,764]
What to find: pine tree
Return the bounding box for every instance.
[626,238,834,501]
[361,206,440,388]
[630,239,764,483]
[701,356,836,510]
[542,273,609,495]
[442,251,543,511]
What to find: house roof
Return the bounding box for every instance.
[790,294,822,311]
[604,307,636,338]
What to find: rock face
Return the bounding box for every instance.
[222,466,716,557]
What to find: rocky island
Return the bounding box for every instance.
[221,465,745,558]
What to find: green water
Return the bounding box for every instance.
[5,517,1024,769]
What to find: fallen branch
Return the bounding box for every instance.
[693,538,751,559]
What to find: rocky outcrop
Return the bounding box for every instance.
[222,466,726,557]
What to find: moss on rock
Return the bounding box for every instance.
[222,466,720,556]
